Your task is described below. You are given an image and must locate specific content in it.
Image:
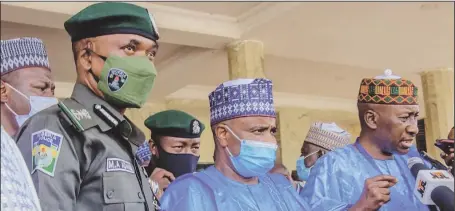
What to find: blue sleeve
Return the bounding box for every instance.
[159,176,217,211]
[299,154,353,211]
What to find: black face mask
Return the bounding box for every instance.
[156,145,199,178]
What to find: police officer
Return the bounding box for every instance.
[136,110,205,199]
[15,2,160,211]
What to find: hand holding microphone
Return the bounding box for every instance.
[436,139,454,167]
[437,126,454,167]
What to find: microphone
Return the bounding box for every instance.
[408,157,455,211]
[420,151,449,170]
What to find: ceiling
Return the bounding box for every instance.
[1,2,453,117]
[151,2,261,17]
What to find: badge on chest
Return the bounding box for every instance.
[106,158,134,174]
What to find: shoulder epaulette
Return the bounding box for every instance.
[58,98,97,132]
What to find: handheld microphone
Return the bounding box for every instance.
[419,151,449,170]
[408,157,454,211]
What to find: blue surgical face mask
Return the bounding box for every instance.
[4,83,58,127]
[296,150,320,181]
[224,126,278,178]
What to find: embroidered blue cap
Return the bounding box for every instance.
[1,37,50,76]
[208,78,276,126]
[136,141,151,167]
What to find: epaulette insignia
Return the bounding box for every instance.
[93,104,120,128]
[58,99,97,132]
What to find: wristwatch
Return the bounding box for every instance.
[149,178,160,195]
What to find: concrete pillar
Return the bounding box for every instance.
[227,40,266,79]
[277,108,312,171]
[420,68,454,159]
[226,40,298,167]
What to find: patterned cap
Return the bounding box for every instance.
[136,141,151,167]
[357,69,418,105]
[209,78,276,126]
[1,37,50,76]
[304,122,351,151]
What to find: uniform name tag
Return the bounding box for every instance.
[106,158,134,174]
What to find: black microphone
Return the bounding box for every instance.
[407,157,455,211]
[431,186,455,211]
[419,151,448,170]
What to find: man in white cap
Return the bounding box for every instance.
[300,70,431,211]
[296,122,351,187]
[160,78,310,210]
[1,37,56,136]
[1,37,54,211]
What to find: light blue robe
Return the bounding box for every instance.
[300,140,431,211]
[160,165,310,211]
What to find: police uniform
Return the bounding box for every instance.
[15,2,159,211]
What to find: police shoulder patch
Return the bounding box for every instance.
[31,129,63,177]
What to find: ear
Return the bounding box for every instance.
[1,80,9,103]
[149,140,158,157]
[364,109,379,130]
[78,41,93,73]
[215,125,229,147]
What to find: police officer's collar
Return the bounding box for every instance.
[70,83,145,146]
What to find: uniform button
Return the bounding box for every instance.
[138,192,143,199]
[106,190,114,199]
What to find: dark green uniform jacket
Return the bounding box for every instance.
[15,83,158,211]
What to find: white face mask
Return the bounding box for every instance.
[4,83,58,127]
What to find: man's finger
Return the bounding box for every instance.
[383,194,391,203]
[375,193,391,204]
[378,187,391,195]
[373,175,398,183]
[162,170,176,181]
[152,167,165,175]
[370,181,392,189]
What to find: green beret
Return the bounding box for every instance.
[145,110,205,139]
[64,2,159,42]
